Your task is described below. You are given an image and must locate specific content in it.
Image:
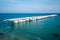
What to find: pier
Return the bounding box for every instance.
[4,14,57,23]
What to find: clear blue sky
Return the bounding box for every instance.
[0,0,60,13]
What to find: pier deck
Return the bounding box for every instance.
[4,14,57,23]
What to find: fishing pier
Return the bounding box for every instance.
[4,14,57,23]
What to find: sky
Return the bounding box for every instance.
[0,0,60,13]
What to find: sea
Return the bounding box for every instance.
[0,13,60,40]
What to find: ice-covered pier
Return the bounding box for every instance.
[4,14,57,23]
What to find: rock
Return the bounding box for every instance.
[15,38,18,40]
[0,25,2,27]
[0,33,4,38]
[53,33,59,37]
[0,33,4,36]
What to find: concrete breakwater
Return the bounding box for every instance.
[4,14,57,23]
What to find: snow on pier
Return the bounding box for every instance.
[4,14,57,23]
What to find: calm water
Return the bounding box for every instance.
[0,13,60,40]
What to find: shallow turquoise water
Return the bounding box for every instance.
[0,13,60,40]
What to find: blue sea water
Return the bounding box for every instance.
[0,13,60,40]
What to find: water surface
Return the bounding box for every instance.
[0,13,60,40]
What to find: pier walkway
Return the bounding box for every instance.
[4,14,57,23]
